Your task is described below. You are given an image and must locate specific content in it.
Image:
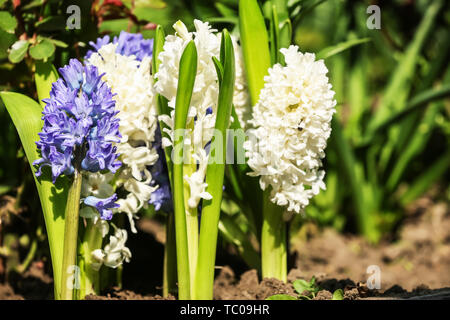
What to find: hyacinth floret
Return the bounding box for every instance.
[86,31,153,61]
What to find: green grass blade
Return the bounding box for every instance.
[152,25,165,78]
[239,0,271,104]
[400,150,450,206]
[195,30,236,300]
[331,118,379,243]
[34,60,58,108]
[0,91,68,298]
[369,0,443,130]
[316,38,371,60]
[361,84,450,145]
[269,4,280,66]
[172,40,198,300]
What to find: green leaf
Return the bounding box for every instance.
[361,84,450,145]
[266,294,297,300]
[279,18,292,50]
[400,150,450,206]
[218,214,260,270]
[331,118,380,243]
[316,38,371,60]
[35,16,66,31]
[0,91,68,299]
[35,60,59,108]
[44,38,68,48]
[8,40,29,63]
[195,30,236,299]
[212,56,224,84]
[0,11,17,33]
[152,25,173,183]
[29,39,55,61]
[239,0,271,105]
[172,40,198,300]
[370,0,443,134]
[0,29,16,60]
[293,279,312,294]
[269,4,280,66]
[332,289,344,300]
[152,25,165,81]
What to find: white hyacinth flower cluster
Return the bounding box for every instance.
[88,43,159,232]
[155,20,249,209]
[244,45,336,213]
[91,227,132,270]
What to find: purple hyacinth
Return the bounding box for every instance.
[86,31,153,61]
[34,59,122,219]
[148,125,173,213]
[84,194,120,220]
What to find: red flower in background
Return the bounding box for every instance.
[102,0,123,7]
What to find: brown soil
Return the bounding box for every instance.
[1,197,449,300]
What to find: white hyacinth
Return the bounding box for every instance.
[91,227,132,270]
[80,172,113,237]
[155,20,249,209]
[88,43,159,232]
[244,45,336,213]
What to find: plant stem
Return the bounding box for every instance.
[59,169,82,300]
[183,159,198,298]
[78,220,103,299]
[261,191,287,282]
[163,212,177,297]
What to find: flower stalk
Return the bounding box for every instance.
[261,192,287,282]
[77,220,103,299]
[60,167,82,300]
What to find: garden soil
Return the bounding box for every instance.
[1,196,449,300]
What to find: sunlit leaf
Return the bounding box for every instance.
[0,91,68,299]
[239,0,271,104]
[8,40,29,63]
[35,60,59,108]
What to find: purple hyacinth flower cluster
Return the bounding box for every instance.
[86,31,153,61]
[34,59,122,220]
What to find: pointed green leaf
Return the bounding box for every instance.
[316,38,371,60]
[0,91,68,299]
[400,150,450,206]
[196,29,236,299]
[172,40,198,300]
[239,0,271,105]
[35,60,59,108]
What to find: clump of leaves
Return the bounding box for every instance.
[266,277,344,300]
[293,276,320,299]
